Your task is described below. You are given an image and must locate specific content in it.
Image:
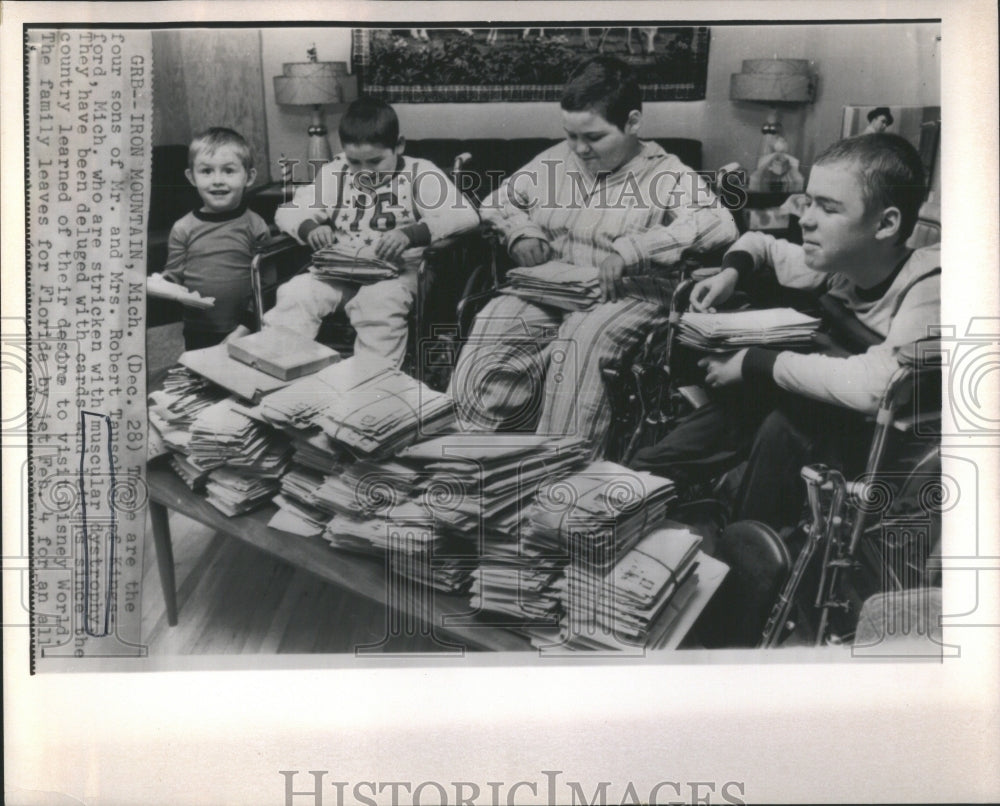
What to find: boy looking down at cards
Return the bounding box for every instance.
[449,56,738,455]
[160,127,270,351]
[631,133,941,531]
[262,97,479,367]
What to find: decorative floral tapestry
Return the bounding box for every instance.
[352,27,710,103]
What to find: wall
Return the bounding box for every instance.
[259,23,941,177]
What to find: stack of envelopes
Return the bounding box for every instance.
[204,467,281,517]
[148,367,229,457]
[390,536,477,594]
[323,500,445,556]
[260,359,395,473]
[501,261,601,311]
[259,358,391,432]
[168,454,212,490]
[268,466,332,536]
[469,562,565,625]
[317,369,455,458]
[521,461,677,570]
[568,526,702,648]
[396,434,589,536]
[188,399,275,470]
[310,244,401,284]
[677,308,821,352]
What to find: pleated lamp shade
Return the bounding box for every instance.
[730,58,816,104]
[274,61,347,106]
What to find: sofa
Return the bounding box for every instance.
[146,137,703,326]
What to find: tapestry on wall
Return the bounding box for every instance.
[352,27,710,103]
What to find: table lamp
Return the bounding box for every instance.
[730,58,816,161]
[274,50,349,164]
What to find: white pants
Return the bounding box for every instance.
[263,270,419,369]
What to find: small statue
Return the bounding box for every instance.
[749,135,805,193]
[864,106,894,134]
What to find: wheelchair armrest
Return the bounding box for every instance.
[420,225,490,267]
[254,232,301,260]
[898,338,943,369]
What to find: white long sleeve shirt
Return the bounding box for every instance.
[726,231,941,413]
[275,154,479,254]
[480,140,738,292]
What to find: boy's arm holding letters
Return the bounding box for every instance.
[611,162,739,275]
[403,157,480,244]
[480,152,553,263]
[274,158,346,247]
[694,232,940,413]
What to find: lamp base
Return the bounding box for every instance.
[306,105,332,165]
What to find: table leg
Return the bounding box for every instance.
[149,500,178,626]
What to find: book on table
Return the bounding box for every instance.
[227,325,341,381]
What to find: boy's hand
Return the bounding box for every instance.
[306,225,336,250]
[689,267,739,312]
[698,348,747,387]
[598,254,626,304]
[374,229,410,261]
[510,237,551,267]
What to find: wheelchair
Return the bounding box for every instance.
[606,201,944,649]
[743,339,943,648]
[246,154,498,392]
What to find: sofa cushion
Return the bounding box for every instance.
[407,136,702,203]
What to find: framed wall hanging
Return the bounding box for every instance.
[352,27,711,103]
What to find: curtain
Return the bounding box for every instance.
[152,29,270,183]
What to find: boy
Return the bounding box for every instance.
[162,127,270,351]
[264,98,479,368]
[450,56,737,454]
[630,134,940,531]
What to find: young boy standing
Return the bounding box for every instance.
[631,134,940,531]
[162,127,270,351]
[265,98,479,368]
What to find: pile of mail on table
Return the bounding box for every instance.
[475,461,687,643]
[158,350,699,648]
[149,367,291,515]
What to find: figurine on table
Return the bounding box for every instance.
[863,106,894,134]
[748,135,805,193]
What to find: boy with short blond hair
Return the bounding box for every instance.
[162,127,270,351]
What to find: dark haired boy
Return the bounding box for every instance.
[161,127,270,350]
[631,133,940,531]
[451,56,738,455]
[265,97,479,368]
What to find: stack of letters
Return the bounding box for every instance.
[311,244,401,284]
[553,526,703,650]
[148,367,229,468]
[396,434,589,538]
[185,398,290,515]
[678,308,821,352]
[501,261,601,311]
[317,369,455,458]
[521,462,677,566]
[203,467,282,518]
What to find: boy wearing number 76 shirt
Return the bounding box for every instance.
[261,97,479,368]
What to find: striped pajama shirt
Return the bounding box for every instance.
[450,140,739,457]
